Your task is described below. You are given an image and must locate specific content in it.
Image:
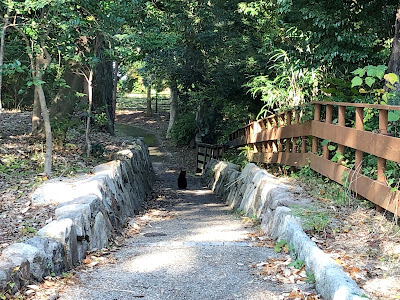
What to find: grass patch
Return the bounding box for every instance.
[117,93,170,112]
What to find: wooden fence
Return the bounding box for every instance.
[197,101,400,216]
[196,143,226,173]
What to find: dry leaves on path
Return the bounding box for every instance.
[251,256,321,300]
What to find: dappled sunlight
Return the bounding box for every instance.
[148,147,165,157]
[186,223,249,242]
[122,247,196,273]
[363,277,400,298]
[176,189,212,195]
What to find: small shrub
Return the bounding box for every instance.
[221,146,251,169]
[291,204,331,234]
[170,112,197,145]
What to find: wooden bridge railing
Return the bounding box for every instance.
[196,143,226,173]
[226,101,400,216]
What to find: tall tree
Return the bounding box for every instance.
[0,6,10,113]
[388,1,400,94]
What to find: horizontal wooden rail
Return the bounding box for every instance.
[311,101,400,111]
[225,101,400,216]
[250,152,399,215]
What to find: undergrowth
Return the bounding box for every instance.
[267,164,376,236]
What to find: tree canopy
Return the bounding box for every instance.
[1,0,399,169]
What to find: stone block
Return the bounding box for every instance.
[38,219,78,268]
[25,237,67,276]
[0,256,30,292]
[1,243,46,281]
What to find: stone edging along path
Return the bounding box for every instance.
[0,139,155,294]
[201,159,367,300]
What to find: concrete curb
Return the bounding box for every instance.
[0,139,155,293]
[201,159,368,300]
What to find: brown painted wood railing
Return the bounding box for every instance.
[226,101,400,216]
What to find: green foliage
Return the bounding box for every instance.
[305,272,316,284]
[221,146,251,169]
[170,112,197,145]
[291,204,331,234]
[91,143,105,158]
[350,65,399,105]
[0,155,27,174]
[93,112,109,127]
[51,116,81,144]
[288,259,305,269]
[247,50,321,117]
[21,223,37,235]
[274,239,288,253]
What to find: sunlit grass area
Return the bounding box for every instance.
[117,92,170,112]
[114,123,158,147]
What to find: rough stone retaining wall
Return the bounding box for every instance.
[201,159,367,300]
[0,139,155,293]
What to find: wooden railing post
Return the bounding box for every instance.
[301,137,307,153]
[261,142,265,153]
[355,107,364,172]
[259,120,266,131]
[268,118,272,129]
[278,140,283,152]
[279,113,285,126]
[286,111,292,153]
[294,109,299,124]
[267,141,272,153]
[249,123,254,136]
[272,114,278,127]
[312,104,321,153]
[378,109,388,182]
[293,110,298,153]
[337,105,346,164]
[323,105,333,159]
[278,113,284,152]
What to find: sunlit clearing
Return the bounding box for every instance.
[123,248,195,273]
[188,224,249,242]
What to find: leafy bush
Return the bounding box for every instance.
[221,146,251,169]
[51,116,81,144]
[170,112,197,145]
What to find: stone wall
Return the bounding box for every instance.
[201,159,366,300]
[0,139,155,293]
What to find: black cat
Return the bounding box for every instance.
[178,170,187,189]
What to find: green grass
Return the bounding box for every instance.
[117,93,170,112]
[114,123,158,147]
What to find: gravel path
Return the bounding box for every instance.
[58,135,316,300]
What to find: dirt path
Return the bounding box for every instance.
[57,126,318,300]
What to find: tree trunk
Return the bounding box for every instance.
[36,73,53,175]
[166,82,178,139]
[31,88,42,135]
[146,84,152,116]
[32,46,53,175]
[194,103,204,144]
[112,61,118,121]
[93,41,114,135]
[85,71,94,158]
[0,7,10,113]
[388,1,400,101]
